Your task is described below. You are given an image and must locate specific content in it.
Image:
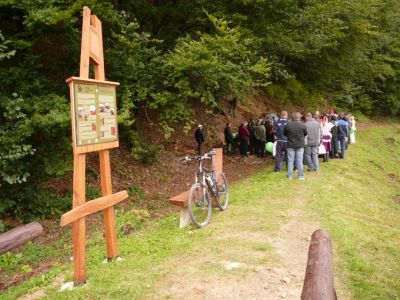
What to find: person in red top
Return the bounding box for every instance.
[238,120,250,157]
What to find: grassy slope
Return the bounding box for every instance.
[306,125,400,299]
[1,124,399,299]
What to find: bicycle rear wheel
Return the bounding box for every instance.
[215,172,228,211]
[188,183,211,228]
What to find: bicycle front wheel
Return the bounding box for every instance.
[188,183,212,228]
[215,172,229,211]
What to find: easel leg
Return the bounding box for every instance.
[99,150,118,259]
[73,154,86,285]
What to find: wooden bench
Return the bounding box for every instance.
[169,148,223,228]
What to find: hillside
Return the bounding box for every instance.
[1,123,399,299]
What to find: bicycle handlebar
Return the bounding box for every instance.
[179,150,216,163]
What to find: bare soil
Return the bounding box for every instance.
[145,184,350,300]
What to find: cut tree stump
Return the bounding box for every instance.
[301,229,337,300]
[0,222,43,255]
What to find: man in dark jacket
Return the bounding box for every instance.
[330,116,339,158]
[283,112,308,180]
[195,124,204,155]
[305,113,322,172]
[272,111,288,172]
[337,113,349,158]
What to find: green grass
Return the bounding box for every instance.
[1,124,399,299]
[305,125,400,299]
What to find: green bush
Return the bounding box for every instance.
[134,143,160,166]
[0,185,71,222]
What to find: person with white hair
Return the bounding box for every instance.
[194,124,205,155]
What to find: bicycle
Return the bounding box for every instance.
[180,150,229,228]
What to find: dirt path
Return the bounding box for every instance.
[145,182,340,299]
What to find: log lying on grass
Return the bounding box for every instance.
[0,222,43,255]
[301,229,337,300]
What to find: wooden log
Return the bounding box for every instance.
[0,222,43,255]
[301,229,337,300]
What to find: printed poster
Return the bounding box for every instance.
[73,82,118,146]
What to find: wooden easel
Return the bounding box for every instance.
[60,6,128,285]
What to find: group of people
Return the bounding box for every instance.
[220,109,356,180]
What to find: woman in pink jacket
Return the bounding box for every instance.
[321,115,333,162]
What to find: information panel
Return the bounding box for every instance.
[73,82,118,146]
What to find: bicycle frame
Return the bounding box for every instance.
[194,156,216,196]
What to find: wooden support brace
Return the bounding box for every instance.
[60,190,128,226]
[72,153,86,285]
[99,149,119,259]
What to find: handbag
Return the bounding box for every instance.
[318,144,326,154]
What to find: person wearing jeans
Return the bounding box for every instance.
[273,111,289,172]
[337,113,349,158]
[284,112,308,180]
[287,147,304,179]
[304,113,322,171]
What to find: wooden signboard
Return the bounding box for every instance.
[61,6,128,286]
[67,78,119,148]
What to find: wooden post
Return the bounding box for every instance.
[100,150,118,259]
[62,6,127,286]
[301,229,337,300]
[72,153,86,284]
[0,222,43,255]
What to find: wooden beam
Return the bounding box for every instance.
[79,6,91,79]
[60,190,128,227]
[65,76,119,86]
[100,149,119,259]
[0,222,43,255]
[212,148,223,174]
[72,153,87,285]
[301,229,337,300]
[90,14,105,80]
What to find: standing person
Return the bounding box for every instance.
[330,116,340,158]
[248,119,256,155]
[284,112,308,180]
[305,113,322,172]
[321,115,333,162]
[254,120,266,158]
[265,119,275,143]
[348,115,356,144]
[337,113,349,158]
[273,111,288,172]
[194,124,204,155]
[239,120,250,157]
[224,122,236,154]
[328,108,335,119]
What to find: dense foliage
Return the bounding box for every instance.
[0,0,399,219]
